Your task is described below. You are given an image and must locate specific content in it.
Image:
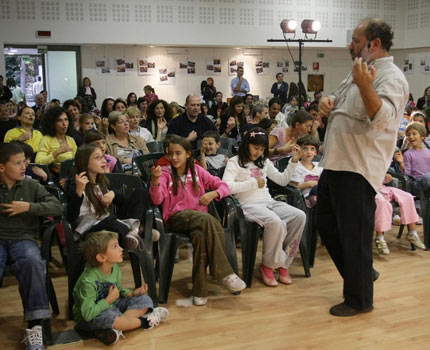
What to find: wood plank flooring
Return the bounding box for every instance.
[1,227,429,350]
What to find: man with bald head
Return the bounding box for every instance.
[167,95,216,148]
[316,18,409,316]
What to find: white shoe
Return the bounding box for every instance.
[124,227,140,250]
[417,217,423,225]
[22,325,44,350]
[222,273,246,293]
[145,307,169,329]
[375,238,390,255]
[407,233,426,250]
[192,296,208,306]
[392,215,401,226]
[151,228,160,242]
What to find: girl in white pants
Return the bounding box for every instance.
[223,127,306,286]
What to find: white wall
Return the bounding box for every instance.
[0,0,407,48]
[81,45,352,106]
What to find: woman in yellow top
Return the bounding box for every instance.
[36,106,77,170]
[4,106,43,152]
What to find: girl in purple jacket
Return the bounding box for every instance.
[150,136,246,306]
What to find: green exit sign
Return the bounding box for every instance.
[317,53,324,58]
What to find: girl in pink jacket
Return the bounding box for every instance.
[150,136,246,306]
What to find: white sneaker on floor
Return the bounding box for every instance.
[407,233,426,250]
[145,307,169,329]
[22,325,44,350]
[375,238,390,255]
[417,217,423,225]
[192,296,208,306]
[222,273,247,293]
[392,215,401,226]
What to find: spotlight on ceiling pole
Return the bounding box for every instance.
[301,19,321,34]
[280,19,297,34]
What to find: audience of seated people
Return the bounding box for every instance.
[1,75,429,350]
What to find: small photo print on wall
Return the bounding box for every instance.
[116,57,126,75]
[255,59,270,75]
[420,56,430,74]
[229,57,244,76]
[159,67,176,85]
[138,58,156,76]
[206,58,222,75]
[187,61,196,74]
[403,57,413,75]
[96,56,113,75]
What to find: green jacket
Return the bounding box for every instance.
[73,264,132,323]
[0,178,63,241]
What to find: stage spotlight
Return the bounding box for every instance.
[280,19,297,33]
[301,19,321,34]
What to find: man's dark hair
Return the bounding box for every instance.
[202,130,221,143]
[10,140,33,160]
[269,97,283,108]
[0,142,25,164]
[363,18,394,52]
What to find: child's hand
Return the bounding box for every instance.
[132,284,148,296]
[394,151,403,164]
[256,177,265,188]
[151,166,162,186]
[199,191,219,206]
[306,180,319,188]
[384,174,393,184]
[157,117,167,130]
[291,144,302,163]
[101,191,115,207]
[59,178,67,189]
[0,201,30,216]
[75,172,89,196]
[32,166,48,182]
[226,117,236,131]
[224,155,229,164]
[106,285,120,304]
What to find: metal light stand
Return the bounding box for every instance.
[267,38,332,108]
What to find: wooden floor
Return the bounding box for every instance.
[2,227,430,350]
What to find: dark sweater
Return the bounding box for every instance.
[0,178,63,241]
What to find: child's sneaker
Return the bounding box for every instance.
[417,216,423,225]
[375,238,390,255]
[93,328,124,345]
[124,227,140,250]
[222,273,246,293]
[144,307,169,329]
[192,296,208,306]
[407,233,426,250]
[22,325,44,350]
[392,215,401,226]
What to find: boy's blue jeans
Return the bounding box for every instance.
[0,239,51,321]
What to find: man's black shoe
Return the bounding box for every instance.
[329,302,374,317]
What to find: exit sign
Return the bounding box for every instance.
[317,53,324,58]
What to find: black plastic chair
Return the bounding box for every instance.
[59,159,75,181]
[147,141,164,153]
[105,173,158,304]
[133,153,164,185]
[29,163,55,185]
[154,198,239,304]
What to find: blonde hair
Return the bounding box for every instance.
[82,231,118,267]
[406,122,427,138]
[126,106,140,117]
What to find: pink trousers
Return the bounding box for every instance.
[374,186,419,232]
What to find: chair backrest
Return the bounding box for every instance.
[147,141,164,153]
[275,156,292,172]
[60,159,75,180]
[133,153,164,184]
[105,173,143,214]
[29,163,54,184]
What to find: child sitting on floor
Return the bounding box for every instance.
[73,230,168,345]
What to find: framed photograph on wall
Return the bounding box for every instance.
[307,74,324,92]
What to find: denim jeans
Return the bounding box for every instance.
[0,239,51,321]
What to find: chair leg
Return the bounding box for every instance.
[158,236,178,304]
[241,223,260,288]
[397,224,405,239]
[422,198,430,250]
[308,210,318,268]
[47,276,59,315]
[67,256,86,320]
[131,249,158,307]
[129,251,142,288]
[41,318,52,346]
[299,240,311,278]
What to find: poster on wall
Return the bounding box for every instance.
[307,74,324,92]
[95,56,112,75]
[276,60,289,73]
[312,62,320,72]
[116,57,126,75]
[294,60,307,72]
[138,57,156,76]
[255,59,270,75]
[125,57,134,72]
[403,57,414,75]
[420,56,430,74]
[159,67,176,85]
[179,60,188,74]
[187,61,196,74]
[206,58,222,75]
[228,57,244,76]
